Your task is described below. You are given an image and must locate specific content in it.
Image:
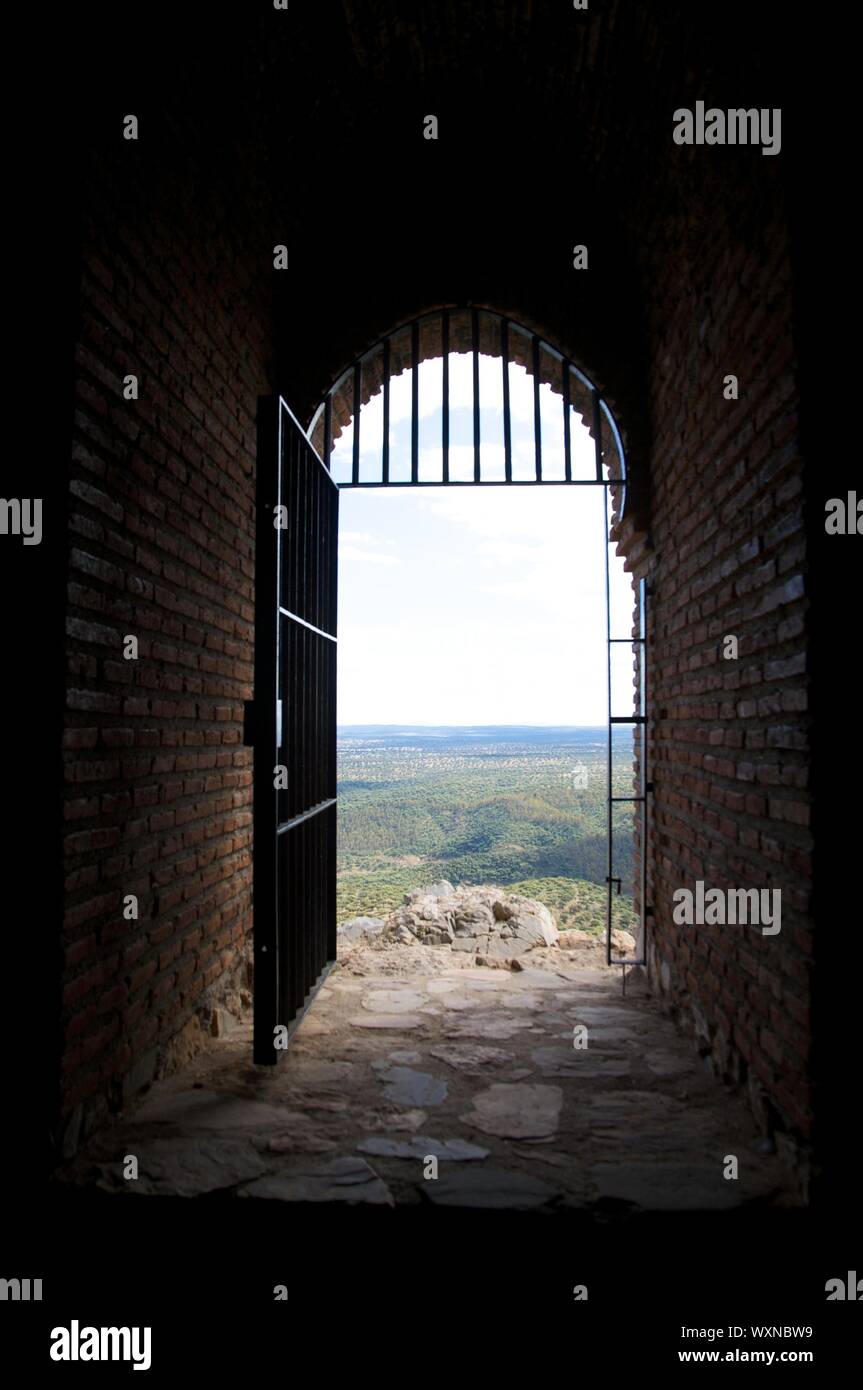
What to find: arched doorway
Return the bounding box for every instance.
[251,308,648,1064]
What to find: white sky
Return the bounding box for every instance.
[334,355,635,725]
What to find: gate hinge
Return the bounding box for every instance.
[243,700,256,746]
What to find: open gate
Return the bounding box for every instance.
[249,396,339,1064]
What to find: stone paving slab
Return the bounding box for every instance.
[57,943,798,1211]
[239,1157,394,1206]
[420,1166,563,1209]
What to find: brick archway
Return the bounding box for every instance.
[307,306,630,530]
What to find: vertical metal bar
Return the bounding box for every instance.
[327,481,338,964]
[319,809,326,976]
[277,833,286,1032]
[303,823,309,1010]
[352,362,361,486]
[252,397,280,1064]
[290,429,301,624]
[382,337,390,485]
[593,388,603,482]
[313,812,319,983]
[306,818,313,999]
[411,320,419,484]
[321,470,329,639]
[501,318,512,484]
[327,800,337,960]
[563,363,572,482]
[314,628,320,812]
[313,459,321,631]
[639,578,649,965]
[472,307,481,483]
[604,483,613,968]
[305,460,313,814]
[532,335,542,482]
[323,393,332,474]
[441,310,450,484]
[290,822,299,1018]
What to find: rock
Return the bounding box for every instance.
[293,1014,334,1038]
[357,1135,490,1161]
[611,928,637,954]
[361,989,428,1013]
[444,1016,534,1040]
[391,924,417,945]
[336,911,386,945]
[284,1060,355,1087]
[131,1089,290,1131]
[358,1108,428,1132]
[263,1128,339,1156]
[461,1083,563,1139]
[337,916,387,943]
[418,922,456,947]
[588,1161,742,1211]
[453,902,495,935]
[240,1157,394,1206]
[505,905,558,949]
[377,1066,448,1107]
[379,884,559,957]
[558,929,595,948]
[350,1014,425,1030]
[531,1045,631,1078]
[96,1136,269,1196]
[420,1166,561,1210]
[429,1043,510,1070]
[404,880,455,903]
[383,905,454,947]
[644,1049,691,1077]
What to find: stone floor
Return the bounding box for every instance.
[59,940,798,1211]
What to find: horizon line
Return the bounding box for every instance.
[336,722,611,729]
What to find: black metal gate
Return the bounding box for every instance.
[249,396,338,1064]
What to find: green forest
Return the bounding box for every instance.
[336,726,637,935]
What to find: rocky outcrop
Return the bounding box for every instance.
[559,927,637,954]
[337,916,387,944]
[378,883,559,958]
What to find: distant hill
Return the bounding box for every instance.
[336,726,636,929]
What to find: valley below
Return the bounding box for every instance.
[337,725,637,936]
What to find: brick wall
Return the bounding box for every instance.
[60,113,278,1146]
[615,169,813,1175]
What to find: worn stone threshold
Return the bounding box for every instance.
[56,941,800,1213]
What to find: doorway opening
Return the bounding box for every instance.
[252,308,648,1067]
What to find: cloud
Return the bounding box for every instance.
[338,545,400,565]
[340,531,395,547]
